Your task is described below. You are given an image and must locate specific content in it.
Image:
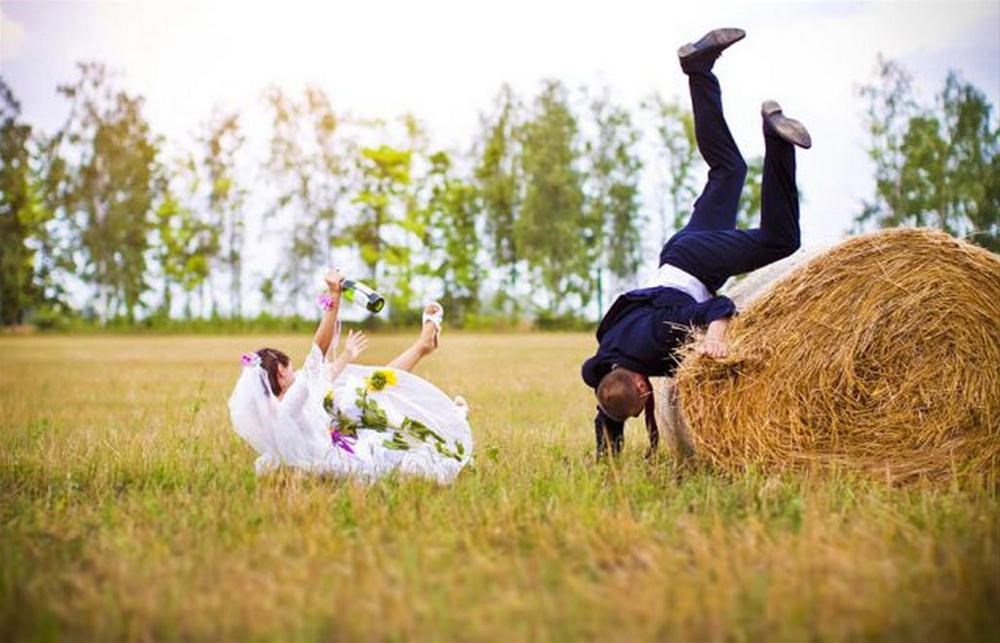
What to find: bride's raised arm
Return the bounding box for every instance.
[313,267,369,382]
[313,268,345,357]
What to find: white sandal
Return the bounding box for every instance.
[422,301,444,348]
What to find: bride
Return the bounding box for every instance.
[228,268,473,484]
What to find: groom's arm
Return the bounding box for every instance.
[595,408,624,459]
[583,353,623,458]
[688,295,735,327]
[644,394,659,457]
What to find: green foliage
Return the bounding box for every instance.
[8,54,997,330]
[423,151,483,323]
[354,386,390,430]
[151,186,215,318]
[475,84,521,279]
[264,86,353,315]
[643,92,701,241]
[532,310,595,331]
[737,155,763,228]
[347,384,464,460]
[198,110,246,316]
[49,62,161,323]
[856,56,999,251]
[584,89,643,313]
[518,80,587,314]
[0,80,52,325]
[351,143,414,320]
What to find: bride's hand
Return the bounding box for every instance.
[343,330,368,362]
[324,268,345,295]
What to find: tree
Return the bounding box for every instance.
[198,110,246,317]
[856,56,916,230]
[50,62,160,323]
[855,57,998,251]
[474,84,521,314]
[263,86,353,315]
[152,161,216,319]
[350,144,412,316]
[736,155,763,228]
[646,94,760,239]
[423,151,483,322]
[0,80,51,325]
[264,87,316,315]
[384,114,434,321]
[306,86,354,268]
[518,80,587,314]
[259,275,276,317]
[643,92,701,242]
[936,73,999,250]
[584,89,643,315]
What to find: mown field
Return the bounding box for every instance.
[1,333,997,642]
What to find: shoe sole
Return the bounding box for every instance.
[678,27,746,60]
[762,100,812,149]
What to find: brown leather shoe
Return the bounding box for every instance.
[761,100,812,149]
[677,28,746,70]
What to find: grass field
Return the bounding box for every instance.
[1,333,998,642]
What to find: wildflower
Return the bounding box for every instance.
[329,427,355,454]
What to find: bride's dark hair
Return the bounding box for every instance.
[256,348,290,395]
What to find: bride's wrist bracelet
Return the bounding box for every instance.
[318,293,338,311]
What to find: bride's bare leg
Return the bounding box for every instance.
[387,303,440,372]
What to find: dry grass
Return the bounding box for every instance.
[674,229,1000,483]
[1,332,998,642]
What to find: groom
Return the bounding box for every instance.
[581,27,812,457]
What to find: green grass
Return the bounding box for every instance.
[1,334,997,642]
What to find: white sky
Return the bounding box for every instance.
[1,0,998,313]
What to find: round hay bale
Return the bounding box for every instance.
[722,246,828,309]
[669,228,1000,483]
[652,249,829,460]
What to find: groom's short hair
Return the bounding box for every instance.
[596,368,640,422]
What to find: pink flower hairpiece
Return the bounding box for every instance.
[241,352,262,368]
[318,293,335,311]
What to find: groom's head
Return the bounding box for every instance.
[596,367,651,421]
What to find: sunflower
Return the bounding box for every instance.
[365,369,398,392]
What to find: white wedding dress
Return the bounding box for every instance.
[229,344,473,484]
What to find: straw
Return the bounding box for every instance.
[660,228,1000,484]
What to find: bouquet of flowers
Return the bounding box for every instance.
[322,390,356,454]
[324,369,466,462]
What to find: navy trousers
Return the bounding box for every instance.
[659,70,801,293]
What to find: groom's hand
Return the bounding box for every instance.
[698,318,730,359]
[698,337,728,359]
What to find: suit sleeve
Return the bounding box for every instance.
[581,355,606,389]
[686,295,736,327]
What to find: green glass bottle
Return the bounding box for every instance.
[342,279,385,313]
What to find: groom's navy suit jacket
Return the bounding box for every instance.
[581,286,735,456]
